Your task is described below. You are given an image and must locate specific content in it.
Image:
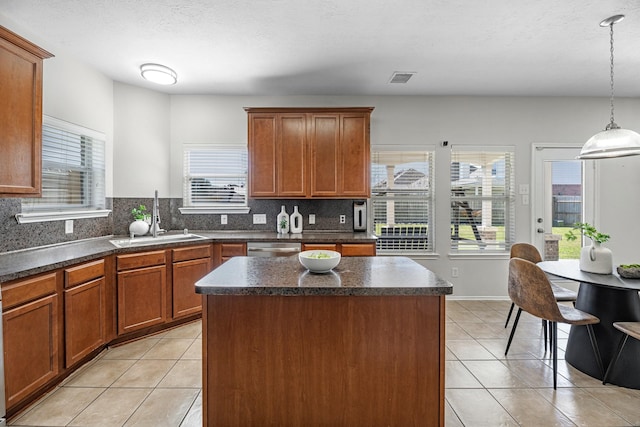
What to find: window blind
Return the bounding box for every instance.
[450,147,515,253]
[183,146,248,207]
[371,149,434,254]
[22,116,105,213]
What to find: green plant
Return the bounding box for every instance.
[131,204,147,220]
[565,222,610,244]
[279,218,288,230]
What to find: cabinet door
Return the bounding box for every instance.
[173,257,211,319]
[340,113,370,197]
[3,294,59,408]
[248,113,278,197]
[278,114,307,197]
[64,277,105,367]
[117,265,167,335]
[0,27,52,197]
[310,113,371,197]
[309,114,340,196]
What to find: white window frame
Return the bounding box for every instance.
[16,116,109,224]
[179,144,250,214]
[450,145,515,255]
[370,146,435,255]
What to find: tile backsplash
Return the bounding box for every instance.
[0,197,364,253]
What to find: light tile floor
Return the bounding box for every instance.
[8,300,640,426]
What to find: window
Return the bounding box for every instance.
[180,145,249,214]
[450,146,515,253]
[19,116,107,222]
[371,148,434,254]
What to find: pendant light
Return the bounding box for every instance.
[578,15,640,159]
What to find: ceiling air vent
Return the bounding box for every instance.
[388,71,416,84]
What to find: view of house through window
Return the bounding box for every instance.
[370,149,434,254]
[22,116,106,213]
[450,147,515,253]
[183,146,248,208]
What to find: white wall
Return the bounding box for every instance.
[113,83,171,197]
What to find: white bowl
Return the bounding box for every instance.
[298,250,341,273]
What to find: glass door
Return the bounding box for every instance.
[532,145,595,260]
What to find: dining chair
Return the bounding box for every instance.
[602,322,640,385]
[505,243,578,352]
[505,257,603,389]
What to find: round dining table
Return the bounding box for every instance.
[538,260,640,389]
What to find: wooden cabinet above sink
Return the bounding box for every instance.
[246,107,373,199]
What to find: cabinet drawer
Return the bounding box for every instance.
[172,244,212,263]
[221,243,246,257]
[64,259,105,288]
[2,272,58,310]
[302,243,338,252]
[117,250,166,271]
[341,243,376,257]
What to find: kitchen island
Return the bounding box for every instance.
[196,256,453,427]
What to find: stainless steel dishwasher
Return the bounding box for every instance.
[246,242,301,257]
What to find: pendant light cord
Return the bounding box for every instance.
[608,22,616,127]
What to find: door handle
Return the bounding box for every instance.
[537,228,544,233]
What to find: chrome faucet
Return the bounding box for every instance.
[151,190,162,237]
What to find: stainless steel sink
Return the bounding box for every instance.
[109,233,207,248]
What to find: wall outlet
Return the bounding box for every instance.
[339,215,346,224]
[309,214,316,225]
[65,219,73,234]
[221,214,228,225]
[253,214,267,224]
[451,267,459,278]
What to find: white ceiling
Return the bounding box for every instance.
[3,0,640,97]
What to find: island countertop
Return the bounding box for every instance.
[195,255,453,296]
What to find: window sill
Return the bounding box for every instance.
[16,209,111,224]
[179,206,251,215]
[448,252,510,260]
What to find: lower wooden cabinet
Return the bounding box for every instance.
[2,272,60,409]
[64,259,106,368]
[116,251,167,335]
[172,245,212,319]
[217,242,246,264]
[302,242,376,256]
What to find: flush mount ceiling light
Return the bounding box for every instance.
[578,15,640,159]
[140,63,177,85]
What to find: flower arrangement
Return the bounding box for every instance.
[565,222,610,244]
[131,205,148,221]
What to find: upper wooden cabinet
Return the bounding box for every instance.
[0,26,53,197]
[246,107,373,199]
[247,112,308,198]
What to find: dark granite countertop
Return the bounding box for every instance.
[0,231,377,283]
[196,256,453,296]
